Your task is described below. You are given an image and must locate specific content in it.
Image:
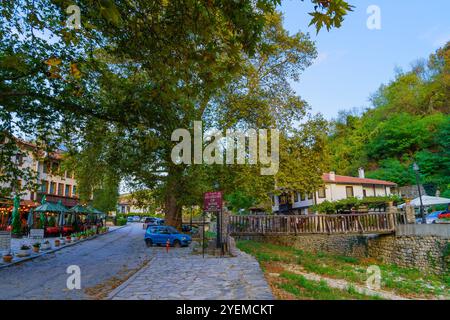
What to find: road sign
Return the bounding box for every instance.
[203,191,223,212]
[29,229,44,240]
[0,231,11,253]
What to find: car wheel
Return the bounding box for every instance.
[173,240,181,248]
[145,239,153,247]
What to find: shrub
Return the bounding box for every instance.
[116,216,127,226]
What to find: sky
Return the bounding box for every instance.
[278,0,450,120]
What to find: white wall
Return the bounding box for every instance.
[273,183,394,213]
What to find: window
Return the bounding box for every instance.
[363,189,367,198]
[308,193,313,200]
[301,193,306,201]
[72,185,77,197]
[52,162,59,174]
[41,180,48,193]
[58,183,64,196]
[65,185,72,197]
[43,161,51,174]
[318,187,326,198]
[16,153,24,166]
[295,192,300,202]
[50,182,57,195]
[346,186,354,198]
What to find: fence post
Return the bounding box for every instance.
[404,200,416,224]
[386,201,397,230]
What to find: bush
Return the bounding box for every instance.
[116,216,128,226]
[312,196,402,214]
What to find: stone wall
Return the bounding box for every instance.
[257,234,370,258]
[368,235,449,275]
[240,232,450,275]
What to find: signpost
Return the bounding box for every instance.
[0,231,11,255]
[203,191,223,253]
[29,229,44,240]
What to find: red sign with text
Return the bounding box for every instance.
[203,191,223,212]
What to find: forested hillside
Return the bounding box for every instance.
[328,42,449,197]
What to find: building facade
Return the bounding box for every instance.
[272,169,397,214]
[1,138,79,207]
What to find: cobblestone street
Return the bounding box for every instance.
[0,224,152,299]
[109,247,273,300]
[0,223,273,300]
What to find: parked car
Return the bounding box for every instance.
[182,224,198,234]
[143,217,157,228]
[144,226,191,247]
[127,216,134,222]
[415,211,444,224]
[132,216,140,222]
[140,217,149,223]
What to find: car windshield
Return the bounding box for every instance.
[166,226,179,234]
[428,212,442,218]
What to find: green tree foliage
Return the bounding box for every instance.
[1,1,353,227]
[225,190,256,215]
[328,43,450,196]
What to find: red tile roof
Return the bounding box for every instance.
[322,173,396,186]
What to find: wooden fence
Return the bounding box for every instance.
[229,212,398,236]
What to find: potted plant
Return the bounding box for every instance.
[18,244,31,257]
[66,235,72,243]
[54,239,61,247]
[71,233,78,242]
[2,252,13,263]
[32,242,41,253]
[41,240,51,250]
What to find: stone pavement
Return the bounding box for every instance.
[9,226,122,252]
[109,246,274,300]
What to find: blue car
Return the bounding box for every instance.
[415,211,444,224]
[145,226,192,247]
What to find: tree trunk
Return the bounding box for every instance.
[165,191,182,229]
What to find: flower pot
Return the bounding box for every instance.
[2,255,13,263]
[71,237,78,242]
[41,243,51,250]
[54,240,60,247]
[66,238,71,243]
[32,246,40,253]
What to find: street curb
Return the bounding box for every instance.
[106,256,155,300]
[0,225,129,270]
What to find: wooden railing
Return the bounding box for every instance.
[229,212,397,236]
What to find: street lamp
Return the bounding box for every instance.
[412,162,426,224]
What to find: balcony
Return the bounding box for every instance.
[36,192,79,207]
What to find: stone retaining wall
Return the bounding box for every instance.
[237,232,450,275]
[368,235,449,275]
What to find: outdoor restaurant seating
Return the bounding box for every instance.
[44,226,60,237]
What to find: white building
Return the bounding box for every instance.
[272,169,397,214]
[116,193,147,214]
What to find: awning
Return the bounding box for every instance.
[398,195,450,208]
[69,204,93,214]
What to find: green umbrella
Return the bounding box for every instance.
[39,212,46,229]
[10,195,21,235]
[69,204,92,214]
[27,208,34,227]
[34,200,61,213]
